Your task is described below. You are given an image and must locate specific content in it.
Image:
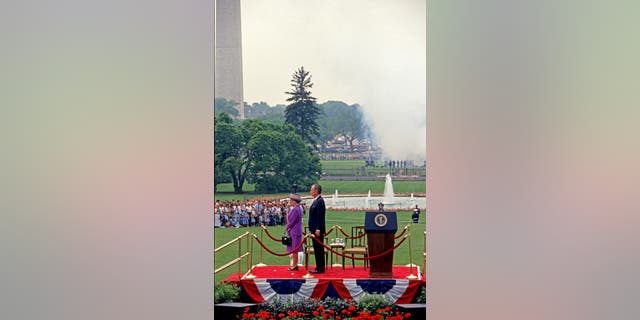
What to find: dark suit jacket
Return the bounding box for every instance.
[308,196,326,235]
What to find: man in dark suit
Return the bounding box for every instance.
[308,183,326,273]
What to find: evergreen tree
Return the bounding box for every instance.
[284,66,320,149]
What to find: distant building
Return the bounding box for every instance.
[215,0,244,119]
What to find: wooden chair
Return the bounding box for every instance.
[342,226,368,269]
[304,227,329,268]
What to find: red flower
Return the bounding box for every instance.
[385,307,391,312]
[404,313,412,318]
[318,305,324,311]
[342,309,348,314]
[336,317,341,320]
[349,305,356,312]
[313,311,319,316]
[329,310,334,314]
[278,313,284,318]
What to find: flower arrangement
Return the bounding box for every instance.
[239,295,414,320]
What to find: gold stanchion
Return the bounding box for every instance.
[423,231,427,277]
[244,234,256,279]
[256,227,266,266]
[406,231,418,279]
[237,233,242,281]
[302,234,314,279]
[403,224,418,268]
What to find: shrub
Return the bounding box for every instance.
[258,297,321,315]
[413,285,426,303]
[321,296,354,312]
[214,282,240,304]
[357,293,394,312]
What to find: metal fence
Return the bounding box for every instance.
[322,167,426,177]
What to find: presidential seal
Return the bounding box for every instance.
[374,213,388,227]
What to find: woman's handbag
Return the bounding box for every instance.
[282,233,292,246]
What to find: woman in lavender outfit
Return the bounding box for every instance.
[286,193,303,271]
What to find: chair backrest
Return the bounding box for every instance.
[351,225,366,248]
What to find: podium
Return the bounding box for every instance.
[364,211,398,278]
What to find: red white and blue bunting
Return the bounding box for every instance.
[242,279,421,304]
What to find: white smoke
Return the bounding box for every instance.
[360,94,426,163]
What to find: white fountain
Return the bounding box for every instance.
[303,175,425,209]
[382,173,396,205]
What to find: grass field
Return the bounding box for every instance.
[214,210,426,283]
[320,160,365,169]
[320,180,425,195]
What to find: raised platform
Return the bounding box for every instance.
[223,265,425,304]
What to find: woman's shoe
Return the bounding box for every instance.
[287,266,299,271]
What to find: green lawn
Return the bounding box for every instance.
[320,180,425,195]
[214,210,426,284]
[320,160,366,169]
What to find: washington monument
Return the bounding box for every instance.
[215,0,244,119]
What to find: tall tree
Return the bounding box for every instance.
[284,66,320,149]
[214,97,240,118]
[337,104,365,151]
[317,101,369,151]
[214,112,243,192]
[214,115,321,194]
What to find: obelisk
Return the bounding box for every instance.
[215,0,244,119]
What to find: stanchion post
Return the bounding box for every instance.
[237,235,241,281]
[246,235,250,270]
[423,231,427,277]
[244,234,256,279]
[407,231,418,279]
[302,234,314,279]
[256,227,266,266]
[404,224,417,268]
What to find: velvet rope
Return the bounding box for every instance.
[252,234,309,257]
[335,226,367,239]
[263,225,337,242]
[394,227,409,239]
[261,226,283,242]
[323,226,336,237]
[310,235,409,261]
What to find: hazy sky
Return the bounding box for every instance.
[240,0,426,160]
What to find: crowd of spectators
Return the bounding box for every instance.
[214,199,298,228]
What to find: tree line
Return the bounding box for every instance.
[215,99,370,152]
[215,72,370,152]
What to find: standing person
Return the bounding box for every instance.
[286,193,303,271]
[412,205,420,224]
[308,184,326,273]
